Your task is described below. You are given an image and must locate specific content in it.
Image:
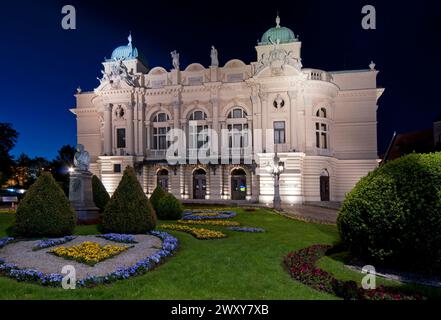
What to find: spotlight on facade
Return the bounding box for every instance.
[68,167,75,173]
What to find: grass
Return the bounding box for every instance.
[0,208,439,300]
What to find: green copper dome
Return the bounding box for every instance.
[259,15,297,45]
[109,33,139,61]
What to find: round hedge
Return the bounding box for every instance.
[150,185,166,212]
[156,193,183,220]
[337,152,441,274]
[14,172,76,238]
[92,175,110,212]
[101,166,156,234]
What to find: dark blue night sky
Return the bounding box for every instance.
[1,0,440,159]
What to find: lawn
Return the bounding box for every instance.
[0,208,439,300]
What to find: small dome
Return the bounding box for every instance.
[259,15,297,45]
[110,33,139,61]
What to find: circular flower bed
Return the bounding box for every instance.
[160,224,227,240]
[182,210,237,220]
[0,231,179,287]
[283,245,424,300]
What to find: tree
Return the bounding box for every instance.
[14,172,76,237]
[150,185,166,212]
[92,175,110,212]
[101,166,156,233]
[0,123,19,186]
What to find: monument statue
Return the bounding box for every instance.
[171,50,180,70]
[69,144,99,224]
[210,46,219,67]
[73,144,90,171]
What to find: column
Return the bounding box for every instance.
[259,92,268,152]
[297,91,306,152]
[211,97,220,159]
[104,104,113,155]
[288,90,298,151]
[137,98,145,156]
[126,103,135,155]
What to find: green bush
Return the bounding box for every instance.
[337,152,441,274]
[150,185,166,212]
[92,175,110,212]
[156,193,183,220]
[101,166,156,233]
[14,172,76,237]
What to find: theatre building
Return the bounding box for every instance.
[71,16,384,204]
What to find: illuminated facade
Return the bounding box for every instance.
[71,16,384,204]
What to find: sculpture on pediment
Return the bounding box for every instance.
[254,41,302,76]
[171,50,180,70]
[98,59,138,88]
[210,46,219,67]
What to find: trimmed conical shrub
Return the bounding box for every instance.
[150,185,166,212]
[14,172,76,237]
[102,166,156,233]
[156,193,183,220]
[92,175,110,212]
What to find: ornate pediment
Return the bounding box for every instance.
[95,59,139,92]
[254,43,302,77]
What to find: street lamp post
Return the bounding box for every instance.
[266,152,285,211]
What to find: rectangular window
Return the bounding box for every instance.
[114,164,122,173]
[153,127,170,150]
[116,128,126,148]
[274,121,286,144]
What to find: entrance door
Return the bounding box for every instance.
[193,169,207,199]
[231,169,247,200]
[157,169,169,192]
[320,175,330,201]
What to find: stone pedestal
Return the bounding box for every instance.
[69,170,100,224]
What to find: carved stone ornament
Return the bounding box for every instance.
[255,42,303,76]
[273,94,285,109]
[114,105,125,119]
[98,58,138,88]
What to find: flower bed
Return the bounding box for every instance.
[50,242,130,266]
[177,220,240,227]
[33,236,76,251]
[96,233,137,244]
[227,227,265,233]
[0,237,14,249]
[160,224,227,240]
[283,245,423,300]
[0,232,179,287]
[182,210,237,220]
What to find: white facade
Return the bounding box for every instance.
[71,17,384,204]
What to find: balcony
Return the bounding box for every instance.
[303,69,333,82]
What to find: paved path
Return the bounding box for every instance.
[280,204,340,225]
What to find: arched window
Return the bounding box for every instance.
[316,108,327,118]
[315,108,329,149]
[189,110,207,121]
[228,108,247,119]
[226,107,249,151]
[188,110,209,152]
[152,112,170,150]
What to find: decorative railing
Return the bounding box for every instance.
[303,69,333,82]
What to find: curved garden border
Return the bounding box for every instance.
[0,231,179,288]
[182,210,237,220]
[283,245,424,300]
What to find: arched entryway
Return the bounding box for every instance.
[231,168,247,200]
[320,169,330,201]
[157,169,169,192]
[193,168,207,199]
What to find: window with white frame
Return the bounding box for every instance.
[152,112,170,150]
[226,107,249,150]
[315,108,329,149]
[188,111,209,152]
[274,121,286,144]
